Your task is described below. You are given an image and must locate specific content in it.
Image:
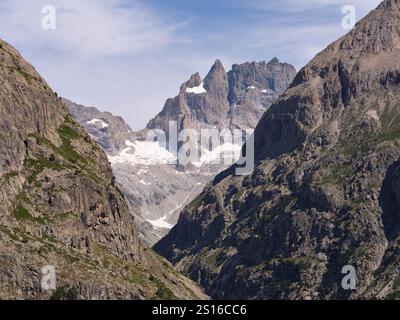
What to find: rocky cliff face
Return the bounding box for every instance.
[0,39,206,300]
[228,58,296,129]
[155,0,400,300]
[147,58,296,132]
[65,99,133,156]
[68,59,295,246]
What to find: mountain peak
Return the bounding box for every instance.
[213,59,224,68]
[268,57,280,64]
[227,59,296,105]
[257,0,400,160]
[180,72,203,92]
[206,59,226,78]
[147,57,295,133]
[187,72,202,87]
[337,0,400,55]
[204,59,228,93]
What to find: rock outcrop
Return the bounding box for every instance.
[0,39,206,300]
[155,0,400,300]
[66,99,133,156]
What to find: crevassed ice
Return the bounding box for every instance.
[108,140,177,166]
[108,140,242,167]
[87,118,109,128]
[186,82,207,94]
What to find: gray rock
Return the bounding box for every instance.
[155,0,400,300]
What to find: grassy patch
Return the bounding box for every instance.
[57,124,81,140]
[29,122,104,184]
[29,123,87,167]
[204,248,223,266]
[7,66,39,83]
[387,276,400,300]
[284,256,317,268]
[320,163,352,185]
[13,192,50,224]
[13,203,49,224]
[378,127,400,143]
[345,197,365,211]
[50,287,78,300]
[56,123,89,165]
[393,276,400,290]
[16,193,32,203]
[2,171,18,181]
[24,157,66,184]
[150,277,177,300]
[29,133,51,147]
[57,140,83,164]
[188,194,205,210]
[13,204,32,221]
[30,123,87,166]
[0,225,20,242]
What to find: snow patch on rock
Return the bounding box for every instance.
[87,119,109,128]
[186,83,207,94]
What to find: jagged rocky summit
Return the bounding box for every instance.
[147,58,296,132]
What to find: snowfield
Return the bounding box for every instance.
[108,140,177,166]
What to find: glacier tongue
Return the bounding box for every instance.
[108,140,177,166]
[108,139,243,167]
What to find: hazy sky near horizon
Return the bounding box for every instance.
[0,0,382,130]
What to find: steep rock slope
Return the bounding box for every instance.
[0,39,206,300]
[228,58,296,129]
[68,59,295,246]
[155,0,400,300]
[66,99,133,156]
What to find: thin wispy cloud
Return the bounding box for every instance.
[0,0,384,130]
[0,0,184,57]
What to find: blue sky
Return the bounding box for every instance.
[0,0,382,130]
